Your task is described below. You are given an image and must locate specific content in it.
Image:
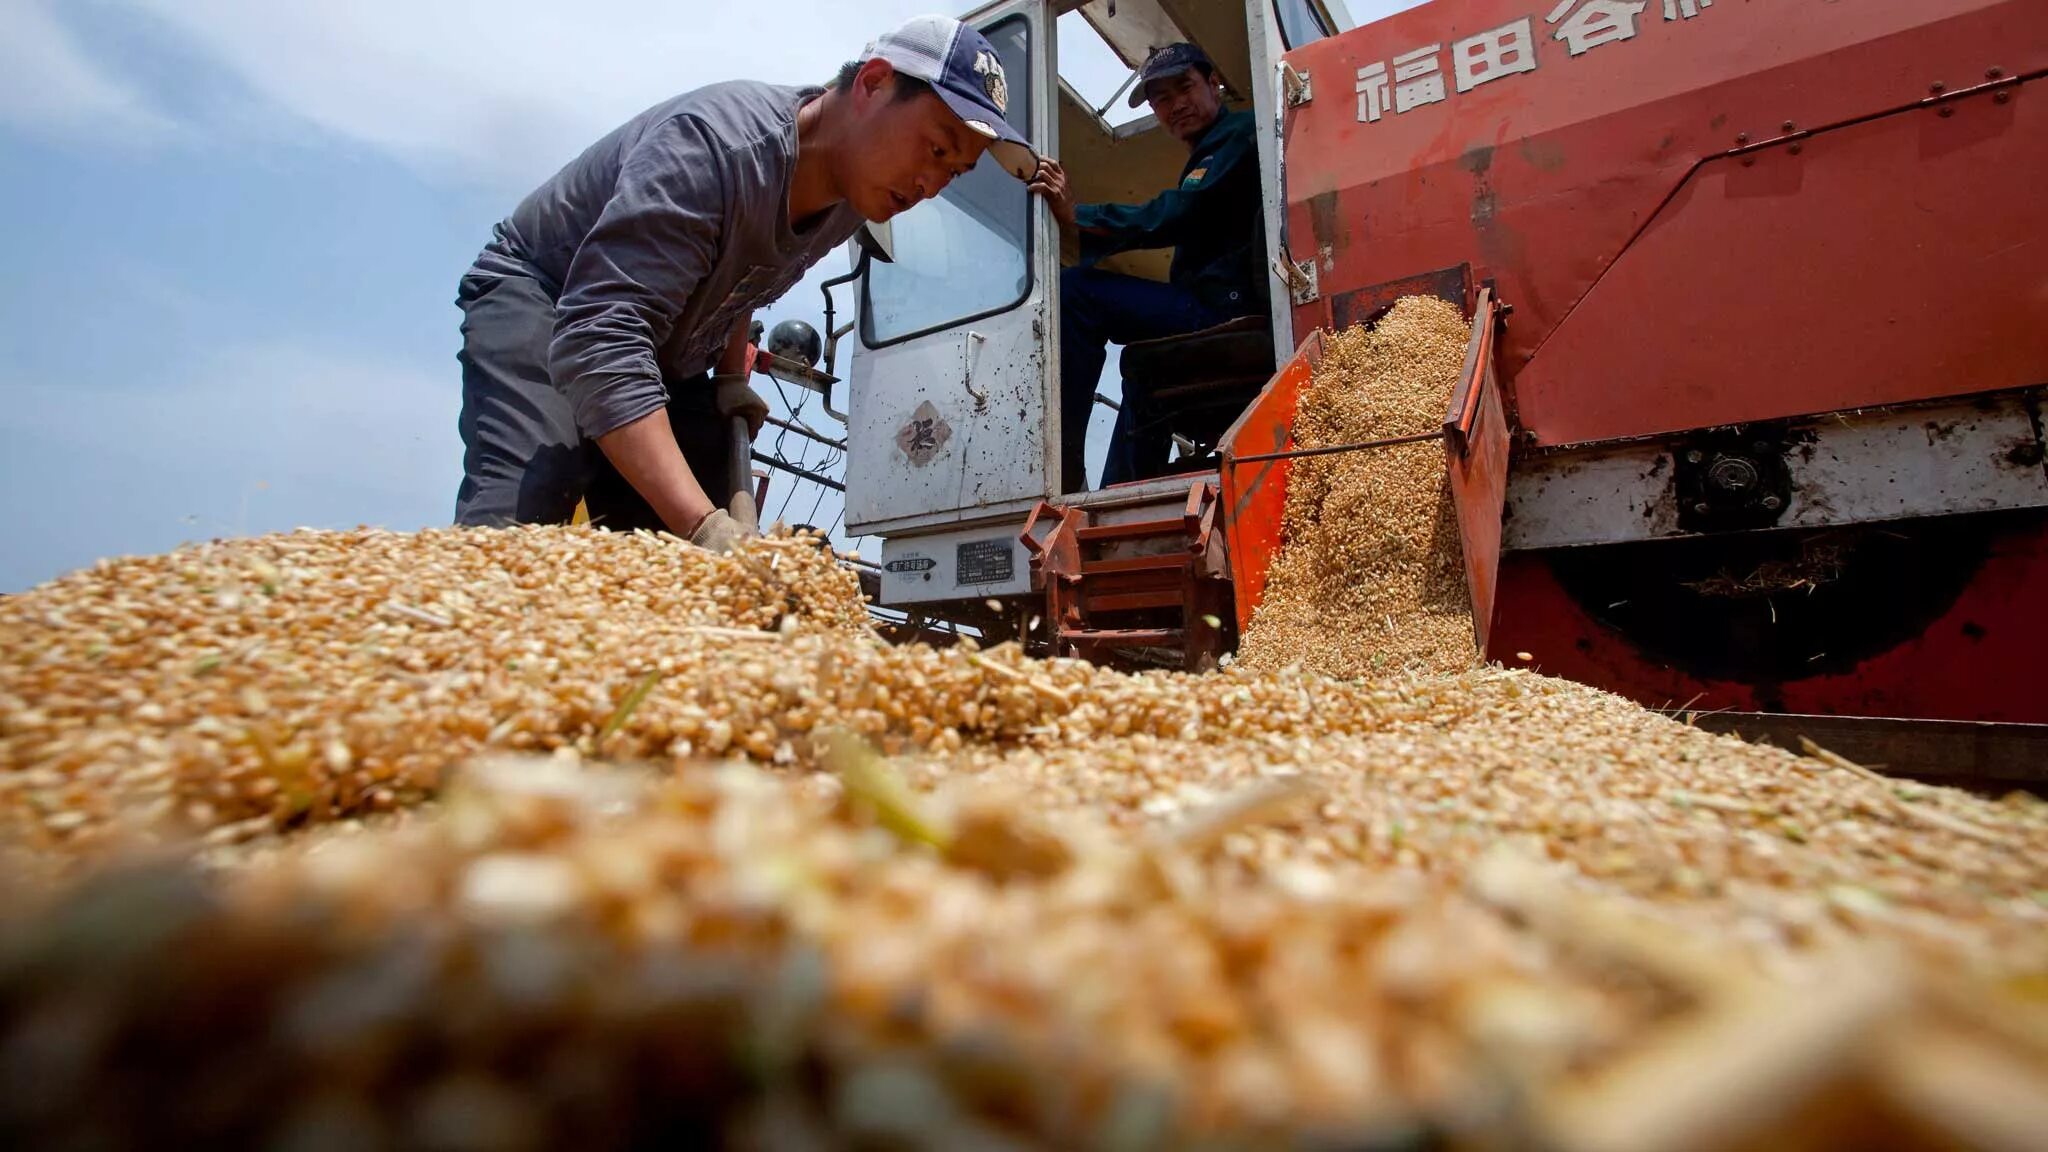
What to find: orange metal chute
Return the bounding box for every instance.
[1220,295,1508,653]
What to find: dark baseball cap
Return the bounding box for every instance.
[1128,42,1215,108]
[861,15,1038,181]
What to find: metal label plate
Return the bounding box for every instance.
[956,539,1015,586]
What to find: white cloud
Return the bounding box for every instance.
[0,0,178,143]
[107,0,952,189]
[14,342,457,491]
[0,341,462,576]
[8,1,1434,184]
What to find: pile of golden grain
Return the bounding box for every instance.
[1238,296,1477,678]
[0,526,869,856]
[2,528,2045,1145]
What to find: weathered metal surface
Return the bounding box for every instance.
[1511,86,2048,445]
[848,317,1054,532]
[1504,390,2048,551]
[845,0,1058,536]
[1487,512,2048,724]
[1064,473,1216,510]
[1678,712,2048,793]
[1444,290,1510,653]
[1245,0,1300,362]
[1063,0,1257,99]
[878,525,1035,604]
[1071,0,1199,73]
[1218,329,1325,634]
[1507,442,1685,547]
[1280,0,2048,445]
[1330,265,1471,332]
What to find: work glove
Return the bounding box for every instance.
[727,488,760,533]
[688,491,760,554]
[712,372,769,440]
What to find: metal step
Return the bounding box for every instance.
[1085,589,1186,613]
[1077,517,1185,543]
[1079,553,1190,577]
[1059,628,1185,648]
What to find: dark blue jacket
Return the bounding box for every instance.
[1074,108,1266,316]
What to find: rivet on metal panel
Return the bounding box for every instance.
[1735,132,1749,144]
[1788,143,1802,155]
[1938,106,1956,118]
[1930,82,1946,95]
[1994,92,2011,105]
[1780,120,1795,132]
[1741,158,1755,167]
[1986,67,2003,80]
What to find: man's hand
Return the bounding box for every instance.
[1028,158,1077,231]
[712,373,769,439]
[688,510,748,553]
[595,409,716,541]
[689,491,760,553]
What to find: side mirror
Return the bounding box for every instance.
[766,319,823,369]
[854,219,894,265]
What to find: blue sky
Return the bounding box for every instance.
[0,0,1403,592]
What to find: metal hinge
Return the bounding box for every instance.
[1275,255,1319,304]
[1279,62,1313,108]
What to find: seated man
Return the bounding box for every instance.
[1030,43,1267,491]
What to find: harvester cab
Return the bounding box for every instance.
[828,0,1351,665]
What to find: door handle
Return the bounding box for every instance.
[962,330,988,409]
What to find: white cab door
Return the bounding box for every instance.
[845,0,1059,536]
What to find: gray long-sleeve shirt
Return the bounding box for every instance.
[470,81,863,439]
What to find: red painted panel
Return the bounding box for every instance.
[1487,518,2048,724]
[1513,90,2048,445]
[1281,0,2048,443]
[1219,331,1325,633]
[1444,293,1509,652]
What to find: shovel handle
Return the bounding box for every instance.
[726,415,753,504]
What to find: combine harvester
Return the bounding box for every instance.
[750,0,2046,788]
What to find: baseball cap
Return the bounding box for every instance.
[861,15,1038,181]
[1127,42,1215,107]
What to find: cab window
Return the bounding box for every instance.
[861,15,1034,346]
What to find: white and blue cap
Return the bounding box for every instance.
[860,15,1038,181]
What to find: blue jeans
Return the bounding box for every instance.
[1059,266,1231,491]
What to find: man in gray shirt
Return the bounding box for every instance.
[455,15,1035,550]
